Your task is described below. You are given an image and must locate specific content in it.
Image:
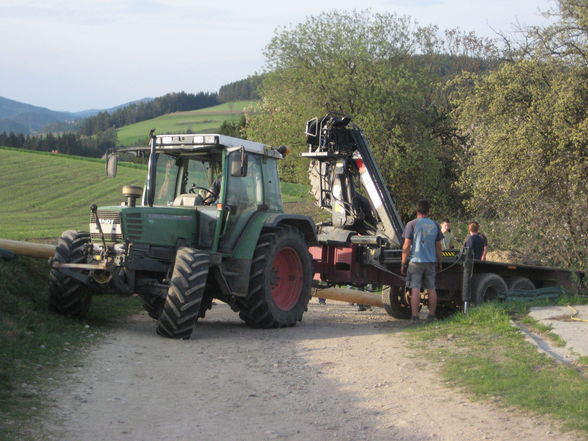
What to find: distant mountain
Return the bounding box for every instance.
[0,96,81,135]
[72,97,154,119]
[0,96,153,135]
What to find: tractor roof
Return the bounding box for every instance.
[151,133,282,158]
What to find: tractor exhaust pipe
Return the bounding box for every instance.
[122,185,143,207]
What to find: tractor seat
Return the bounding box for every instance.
[172,194,204,207]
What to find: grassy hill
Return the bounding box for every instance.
[0,148,146,240]
[0,147,315,241]
[117,100,256,146]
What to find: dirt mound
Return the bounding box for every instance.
[487,249,540,266]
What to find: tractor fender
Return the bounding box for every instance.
[223,213,316,298]
[222,212,283,297]
[263,213,317,246]
[231,213,317,261]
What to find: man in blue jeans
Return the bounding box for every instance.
[400,199,443,323]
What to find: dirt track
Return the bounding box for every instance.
[35,301,584,441]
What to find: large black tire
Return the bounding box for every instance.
[48,230,92,317]
[381,286,412,319]
[472,273,508,305]
[156,248,209,339]
[238,226,312,328]
[141,295,164,320]
[507,276,536,291]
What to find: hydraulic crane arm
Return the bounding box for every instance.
[302,113,404,248]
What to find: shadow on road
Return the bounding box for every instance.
[38,302,430,441]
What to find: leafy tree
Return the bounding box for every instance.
[450,0,587,269]
[502,0,587,66]
[247,10,490,217]
[219,115,247,138]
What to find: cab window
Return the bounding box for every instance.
[153,154,179,206]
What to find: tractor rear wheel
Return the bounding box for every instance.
[156,248,209,339]
[48,230,92,317]
[238,226,311,328]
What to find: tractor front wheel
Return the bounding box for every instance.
[156,248,209,339]
[48,230,92,317]
[238,226,311,328]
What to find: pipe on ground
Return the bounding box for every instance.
[0,239,56,259]
[312,287,384,308]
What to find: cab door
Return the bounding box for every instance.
[218,153,264,251]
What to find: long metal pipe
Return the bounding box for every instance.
[312,287,384,308]
[0,239,56,259]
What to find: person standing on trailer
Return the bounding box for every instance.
[400,199,443,323]
[466,222,487,261]
[440,218,456,250]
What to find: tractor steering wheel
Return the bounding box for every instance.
[189,186,218,204]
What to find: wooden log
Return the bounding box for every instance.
[0,239,56,259]
[312,287,384,308]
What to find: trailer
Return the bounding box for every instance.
[302,113,583,318]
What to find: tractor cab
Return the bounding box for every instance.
[104,133,286,253]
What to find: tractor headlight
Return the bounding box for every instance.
[193,135,219,145]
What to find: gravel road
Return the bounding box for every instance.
[35,301,584,441]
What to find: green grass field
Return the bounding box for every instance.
[0,147,311,241]
[0,148,146,240]
[117,100,257,146]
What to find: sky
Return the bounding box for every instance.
[0,0,555,112]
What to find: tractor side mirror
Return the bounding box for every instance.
[106,152,118,178]
[229,148,248,177]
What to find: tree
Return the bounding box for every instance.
[219,115,247,138]
[79,92,220,138]
[219,75,264,102]
[503,0,588,66]
[247,11,472,217]
[449,0,587,269]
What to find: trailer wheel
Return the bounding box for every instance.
[472,273,508,304]
[238,226,312,328]
[381,286,412,319]
[156,248,209,339]
[48,230,92,317]
[507,276,536,291]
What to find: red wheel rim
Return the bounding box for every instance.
[270,247,303,310]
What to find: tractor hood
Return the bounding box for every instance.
[90,206,200,248]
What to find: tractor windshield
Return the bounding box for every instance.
[152,153,220,206]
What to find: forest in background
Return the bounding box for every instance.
[0,81,261,157]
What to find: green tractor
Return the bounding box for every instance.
[48,132,316,339]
